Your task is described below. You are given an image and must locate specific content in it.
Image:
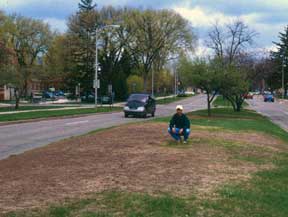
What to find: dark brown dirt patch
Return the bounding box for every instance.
[0,123,282,213]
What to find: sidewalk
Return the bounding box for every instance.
[278,99,288,106]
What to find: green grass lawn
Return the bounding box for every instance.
[213,95,248,108]
[0,107,122,122]
[156,95,194,105]
[4,108,288,217]
[0,106,67,113]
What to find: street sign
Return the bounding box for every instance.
[108,84,113,94]
[93,80,100,89]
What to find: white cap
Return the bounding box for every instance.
[176,105,183,111]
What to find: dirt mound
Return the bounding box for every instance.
[0,123,282,212]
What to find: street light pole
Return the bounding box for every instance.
[95,29,98,108]
[174,67,177,96]
[282,57,285,99]
[152,70,154,97]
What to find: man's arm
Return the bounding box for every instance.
[184,114,191,129]
[169,114,176,129]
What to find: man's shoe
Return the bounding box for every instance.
[183,140,187,144]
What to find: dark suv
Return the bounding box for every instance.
[124,93,156,118]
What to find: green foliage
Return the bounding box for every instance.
[78,0,97,12]
[124,9,195,91]
[177,56,222,115]
[270,25,288,95]
[127,75,144,94]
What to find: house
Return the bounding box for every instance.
[0,85,15,101]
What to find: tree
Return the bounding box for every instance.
[178,57,221,116]
[43,34,72,89]
[1,14,54,108]
[220,63,250,111]
[207,20,257,111]
[97,6,132,99]
[67,0,98,93]
[271,25,288,96]
[9,15,53,99]
[124,9,195,91]
[78,0,97,12]
[127,75,144,94]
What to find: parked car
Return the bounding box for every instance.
[42,91,54,99]
[244,92,254,99]
[124,93,156,118]
[264,94,275,102]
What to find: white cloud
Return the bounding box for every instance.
[174,6,233,27]
[0,0,38,8]
[44,18,67,33]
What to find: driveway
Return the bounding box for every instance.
[0,94,207,160]
[248,96,288,132]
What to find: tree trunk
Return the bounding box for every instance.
[236,102,241,112]
[14,89,20,110]
[207,93,211,117]
[24,79,28,98]
[143,74,148,93]
[235,96,243,112]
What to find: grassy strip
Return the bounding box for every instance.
[213,95,248,108]
[0,107,122,122]
[5,192,197,217]
[156,95,194,105]
[0,106,67,113]
[4,108,288,217]
[155,108,288,143]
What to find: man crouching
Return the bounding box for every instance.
[168,105,191,143]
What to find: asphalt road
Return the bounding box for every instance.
[248,96,288,132]
[0,94,207,160]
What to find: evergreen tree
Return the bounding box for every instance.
[271,26,288,95]
[78,0,96,12]
[66,0,98,94]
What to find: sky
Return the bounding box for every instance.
[1,0,287,56]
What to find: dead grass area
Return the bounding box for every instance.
[0,123,285,213]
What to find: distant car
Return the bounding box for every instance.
[124,93,156,118]
[263,91,272,95]
[244,92,254,99]
[42,91,54,99]
[264,94,275,102]
[184,91,196,96]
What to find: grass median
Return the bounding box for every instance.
[3,108,288,217]
[0,106,66,113]
[213,95,248,108]
[156,95,194,105]
[0,107,122,122]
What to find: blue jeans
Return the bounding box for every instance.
[168,127,190,141]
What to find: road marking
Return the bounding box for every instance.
[65,120,89,126]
